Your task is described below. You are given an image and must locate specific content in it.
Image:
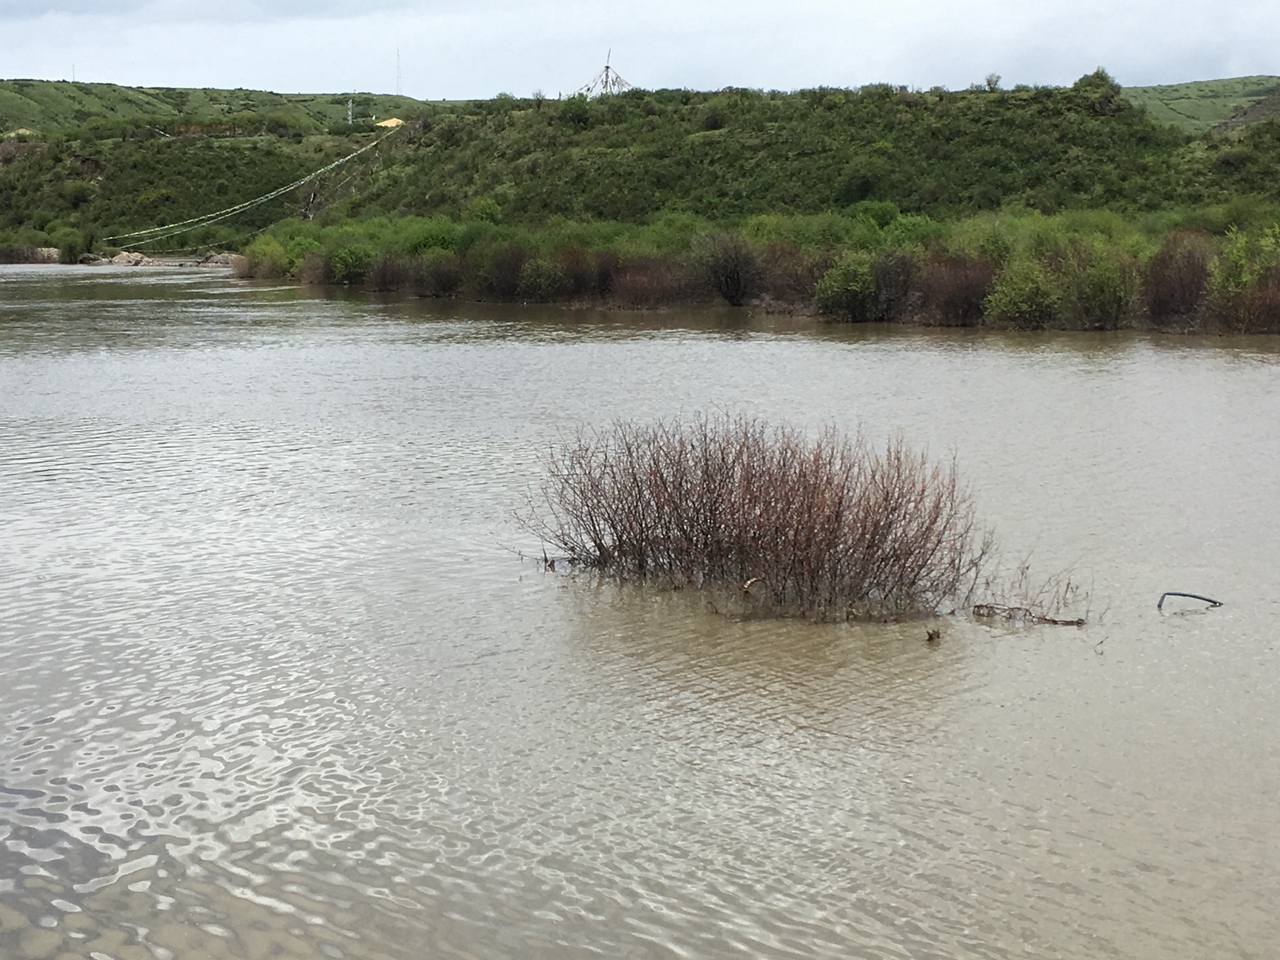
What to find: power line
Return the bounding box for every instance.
[104,128,399,246]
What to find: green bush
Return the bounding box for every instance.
[242,235,289,277]
[517,257,570,301]
[815,250,876,321]
[403,217,461,254]
[1058,240,1141,329]
[1206,226,1280,332]
[285,235,322,268]
[462,196,502,225]
[984,258,1062,329]
[49,226,87,263]
[329,242,375,284]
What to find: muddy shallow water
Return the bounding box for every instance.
[1,265,1277,959]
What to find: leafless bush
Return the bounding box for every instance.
[1144,231,1211,328]
[919,256,997,326]
[530,414,992,620]
[758,242,833,305]
[295,252,327,285]
[556,245,594,297]
[413,252,464,297]
[608,257,694,308]
[871,250,920,321]
[367,252,411,291]
[697,232,761,306]
[478,244,529,299]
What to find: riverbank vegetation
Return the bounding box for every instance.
[231,205,1280,332]
[6,71,1280,329]
[531,415,991,621]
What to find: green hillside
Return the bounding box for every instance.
[1122,76,1280,133]
[1214,88,1280,131]
[3,70,1280,263]
[0,79,427,137]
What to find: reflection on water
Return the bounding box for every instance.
[1,264,1278,958]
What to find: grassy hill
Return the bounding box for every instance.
[3,70,1280,263]
[1122,76,1280,133]
[1214,89,1280,132]
[0,79,427,137]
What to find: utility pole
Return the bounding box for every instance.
[347,99,353,125]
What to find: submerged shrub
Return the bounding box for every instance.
[1206,227,1280,333]
[476,244,529,299]
[517,257,570,302]
[918,256,996,326]
[414,249,464,296]
[697,232,760,306]
[329,243,375,284]
[984,258,1062,329]
[1058,242,1140,330]
[609,257,691,308]
[870,250,919,321]
[1144,231,1212,328]
[757,242,832,304]
[814,250,875,320]
[532,414,991,620]
[367,251,410,291]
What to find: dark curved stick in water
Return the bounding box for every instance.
[1157,591,1222,612]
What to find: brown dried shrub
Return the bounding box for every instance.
[697,232,760,306]
[1144,231,1211,328]
[367,252,411,291]
[918,256,997,326]
[758,242,833,304]
[295,252,327,285]
[476,244,529,300]
[1219,267,1280,334]
[608,257,693,308]
[532,414,991,620]
[413,252,464,297]
[556,245,595,297]
[871,250,920,322]
[592,251,619,298]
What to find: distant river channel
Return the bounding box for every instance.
[1,264,1278,959]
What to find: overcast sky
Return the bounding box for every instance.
[3,0,1278,98]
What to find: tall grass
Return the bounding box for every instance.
[531,415,991,620]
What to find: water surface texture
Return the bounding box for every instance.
[1,265,1278,959]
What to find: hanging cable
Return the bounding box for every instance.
[104,128,399,245]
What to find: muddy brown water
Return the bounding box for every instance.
[1,264,1278,959]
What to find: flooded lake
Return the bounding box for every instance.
[1,264,1278,959]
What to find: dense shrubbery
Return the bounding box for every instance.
[531,414,991,620]
[232,206,1280,331]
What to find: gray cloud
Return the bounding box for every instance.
[3,0,1277,98]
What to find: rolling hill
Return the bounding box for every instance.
[0,79,428,137]
[1121,76,1280,133]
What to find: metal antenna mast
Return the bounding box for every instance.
[577,49,633,97]
[396,47,402,97]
